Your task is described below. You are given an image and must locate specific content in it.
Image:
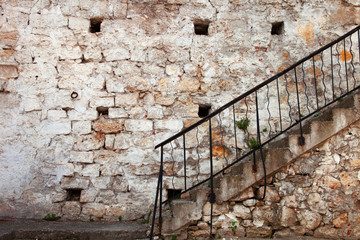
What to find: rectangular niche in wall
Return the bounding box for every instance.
[90,17,104,33]
[194,20,210,35]
[271,22,284,35]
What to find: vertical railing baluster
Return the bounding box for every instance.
[209,119,215,238]
[159,146,163,237]
[312,57,319,109]
[233,104,238,159]
[149,163,161,239]
[344,39,349,92]
[276,78,283,132]
[294,67,305,145]
[255,90,267,200]
[331,46,335,101]
[183,135,187,191]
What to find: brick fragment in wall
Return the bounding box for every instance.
[105,205,126,217]
[82,203,106,218]
[109,108,128,118]
[91,176,111,189]
[81,164,100,177]
[154,119,183,131]
[0,25,19,48]
[80,188,98,203]
[0,64,18,79]
[93,118,124,134]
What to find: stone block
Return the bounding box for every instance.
[68,17,90,31]
[81,164,100,177]
[176,76,200,92]
[80,188,98,203]
[62,201,81,216]
[100,164,124,176]
[69,151,94,163]
[233,205,252,219]
[89,97,115,108]
[166,65,182,76]
[0,64,18,79]
[257,186,280,203]
[246,226,272,238]
[109,108,128,118]
[61,177,89,189]
[155,95,175,106]
[93,118,124,133]
[124,120,153,132]
[91,176,111,189]
[203,202,229,216]
[147,106,164,119]
[82,203,106,217]
[47,109,67,120]
[154,120,184,131]
[280,206,297,227]
[333,212,348,228]
[0,25,19,48]
[105,134,115,149]
[74,133,105,151]
[40,120,72,135]
[23,97,42,112]
[96,190,115,204]
[115,93,139,106]
[112,177,129,192]
[298,209,322,230]
[72,121,92,135]
[106,77,125,93]
[68,109,98,121]
[124,76,150,92]
[106,205,126,217]
[103,48,130,61]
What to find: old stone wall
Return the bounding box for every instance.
[0,0,360,221]
[186,119,360,239]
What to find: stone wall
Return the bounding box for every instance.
[0,0,360,221]
[185,119,360,239]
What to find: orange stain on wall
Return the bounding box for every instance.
[339,49,352,62]
[297,22,315,45]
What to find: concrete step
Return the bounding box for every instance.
[0,218,147,240]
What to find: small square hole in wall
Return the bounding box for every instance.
[167,189,182,201]
[90,17,103,33]
[271,22,284,35]
[198,104,211,118]
[96,106,109,116]
[66,189,81,201]
[194,21,210,35]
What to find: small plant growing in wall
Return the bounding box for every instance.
[118,215,122,221]
[89,216,94,222]
[247,137,259,149]
[230,221,238,234]
[235,117,250,131]
[171,234,177,240]
[141,209,152,224]
[43,213,58,221]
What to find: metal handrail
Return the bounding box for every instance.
[150,25,360,239]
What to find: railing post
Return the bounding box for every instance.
[149,146,164,240]
[312,57,319,109]
[183,135,187,191]
[159,146,163,236]
[294,67,305,145]
[255,90,267,200]
[208,119,215,238]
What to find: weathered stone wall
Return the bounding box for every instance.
[186,119,360,239]
[0,0,360,221]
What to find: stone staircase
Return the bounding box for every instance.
[156,90,360,237]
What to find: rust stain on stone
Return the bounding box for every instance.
[297,21,315,46]
[212,145,228,158]
[339,49,352,62]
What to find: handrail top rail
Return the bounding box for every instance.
[155,25,360,149]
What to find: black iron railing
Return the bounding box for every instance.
[150,26,360,239]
